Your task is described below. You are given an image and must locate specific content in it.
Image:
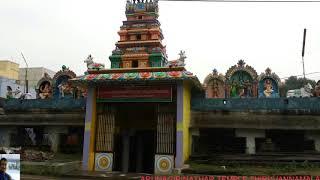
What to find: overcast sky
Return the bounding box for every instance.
[0,0,320,82]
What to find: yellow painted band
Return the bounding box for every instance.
[177,122,183,131]
[88,88,97,171]
[85,122,91,131]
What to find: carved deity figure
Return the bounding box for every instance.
[39,82,52,99]
[239,86,245,98]
[230,81,238,97]
[211,79,219,98]
[263,79,274,97]
[58,82,72,98]
[243,80,252,97]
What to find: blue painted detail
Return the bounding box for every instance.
[54,75,72,98]
[191,97,320,111]
[3,98,86,110]
[137,3,145,10]
[258,78,279,98]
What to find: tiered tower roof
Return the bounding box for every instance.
[109,0,167,69]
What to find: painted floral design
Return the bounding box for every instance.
[111,73,123,79]
[167,71,182,78]
[124,72,138,79]
[98,74,111,80]
[86,74,97,80]
[139,72,152,79]
[76,70,197,82]
[153,72,167,79]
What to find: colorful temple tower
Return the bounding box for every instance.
[109,0,167,69]
[72,0,201,174]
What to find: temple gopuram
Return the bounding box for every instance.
[72,0,200,174]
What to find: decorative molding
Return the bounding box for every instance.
[154,154,174,174]
[95,153,113,172]
[203,69,226,87]
[74,70,195,81]
[258,67,281,83]
[53,65,76,80]
[225,60,258,81]
[36,73,53,89]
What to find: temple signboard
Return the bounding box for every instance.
[97,86,172,102]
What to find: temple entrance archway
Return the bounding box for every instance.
[95,102,176,173]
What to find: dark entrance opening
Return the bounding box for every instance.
[113,103,156,173]
[132,60,139,68]
[266,130,305,152]
[198,128,246,154]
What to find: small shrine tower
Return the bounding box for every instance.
[109,0,167,68]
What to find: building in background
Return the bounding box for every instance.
[0,60,19,80]
[19,67,56,89]
[0,60,22,98]
[0,60,55,98]
[17,67,55,98]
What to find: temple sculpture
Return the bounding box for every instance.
[225,60,258,98]
[53,65,77,98]
[166,50,186,68]
[84,54,105,71]
[203,69,225,98]
[258,68,280,98]
[36,73,53,99]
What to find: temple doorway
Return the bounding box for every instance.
[113,103,157,173]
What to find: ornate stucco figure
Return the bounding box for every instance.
[230,81,238,98]
[239,86,245,98]
[58,82,73,98]
[258,68,280,98]
[84,54,105,71]
[243,80,253,97]
[263,79,274,97]
[39,82,52,99]
[203,69,226,98]
[37,73,53,99]
[53,66,77,98]
[211,79,219,98]
[225,60,258,98]
[166,50,186,68]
